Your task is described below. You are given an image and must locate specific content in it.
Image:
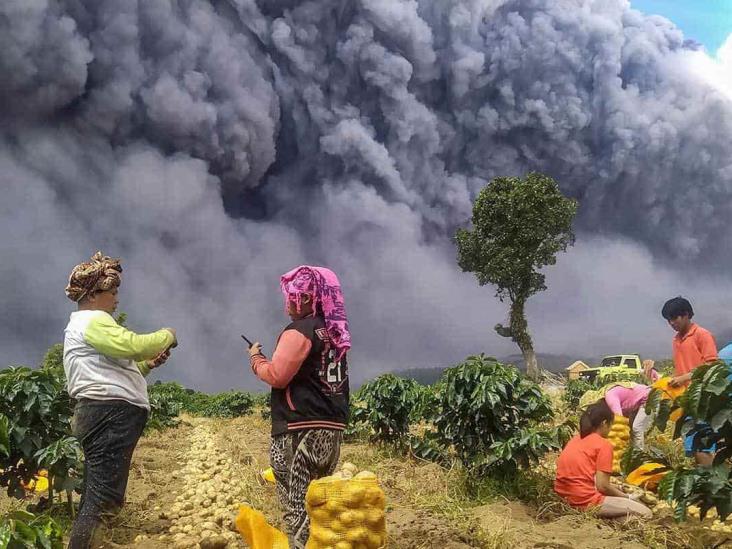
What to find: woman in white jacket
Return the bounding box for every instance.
[64,252,176,549]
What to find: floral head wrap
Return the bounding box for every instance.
[280,266,351,360]
[65,251,122,303]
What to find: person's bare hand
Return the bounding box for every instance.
[149,349,170,369]
[248,342,263,358]
[669,375,686,388]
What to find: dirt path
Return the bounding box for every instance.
[106,417,245,548]
[470,501,647,549]
[108,416,483,548]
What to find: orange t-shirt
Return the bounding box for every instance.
[672,323,718,377]
[554,433,613,508]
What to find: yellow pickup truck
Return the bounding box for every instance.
[578,354,644,383]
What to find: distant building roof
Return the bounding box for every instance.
[566,360,590,371]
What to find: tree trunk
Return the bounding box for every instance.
[522,347,539,381]
[67,489,75,519]
[509,298,539,380]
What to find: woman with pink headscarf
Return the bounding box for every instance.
[247,266,351,548]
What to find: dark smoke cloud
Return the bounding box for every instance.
[1,0,731,390]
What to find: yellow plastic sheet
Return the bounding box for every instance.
[262,467,276,484]
[626,463,670,491]
[235,505,289,549]
[652,377,686,400]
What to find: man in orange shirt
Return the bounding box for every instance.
[662,296,718,465]
[663,297,718,388]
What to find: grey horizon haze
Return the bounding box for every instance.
[2,0,732,392]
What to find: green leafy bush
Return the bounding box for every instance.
[407,432,451,467]
[646,361,731,459]
[0,511,63,549]
[654,359,675,377]
[147,381,190,412]
[343,394,369,442]
[433,354,564,475]
[485,423,574,472]
[411,383,441,423]
[40,345,64,374]
[644,361,732,520]
[147,382,254,419]
[659,466,732,522]
[0,366,78,499]
[562,379,593,411]
[146,392,181,432]
[196,391,254,418]
[34,436,83,496]
[252,392,271,420]
[343,421,371,443]
[596,370,645,385]
[351,374,425,443]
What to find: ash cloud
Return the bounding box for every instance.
[1,0,732,390]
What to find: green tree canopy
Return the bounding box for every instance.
[455,172,577,378]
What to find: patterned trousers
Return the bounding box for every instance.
[270,429,342,548]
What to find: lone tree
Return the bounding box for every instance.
[455,172,577,380]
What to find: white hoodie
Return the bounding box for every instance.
[63,310,174,410]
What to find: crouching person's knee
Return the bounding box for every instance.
[632,500,653,519]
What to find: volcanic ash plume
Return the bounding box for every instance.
[2,0,731,389]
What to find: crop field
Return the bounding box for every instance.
[1,348,731,548]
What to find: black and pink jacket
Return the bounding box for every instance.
[250,316,349,436]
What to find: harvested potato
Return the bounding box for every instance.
[200,535,228,549]
[353,471,376,481]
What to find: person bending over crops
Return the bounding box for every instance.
[662,296,718,466]
[554,401,652,519]
[64,252,176,548]
[582,383,653,450]
[248,265,350,548]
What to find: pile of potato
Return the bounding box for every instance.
[707,517,732,533]
[662,502,732,533]
[150,424,245,549]
[305,462,386,549]
[627,488,732,533]
[607,415,630,473]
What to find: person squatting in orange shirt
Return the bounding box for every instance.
[554,401,652,518]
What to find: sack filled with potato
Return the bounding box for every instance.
[305,469,386,549]
[607,415,630,473]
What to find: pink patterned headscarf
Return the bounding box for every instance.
[280,266,351,360]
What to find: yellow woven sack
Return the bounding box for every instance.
[235,504,289,549]
[305,472,386,549]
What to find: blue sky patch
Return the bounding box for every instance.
[632,0,732,53]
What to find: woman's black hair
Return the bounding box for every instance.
[662,296,694,320]
[579,400,614,438]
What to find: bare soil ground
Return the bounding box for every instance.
[103,415,487,548]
